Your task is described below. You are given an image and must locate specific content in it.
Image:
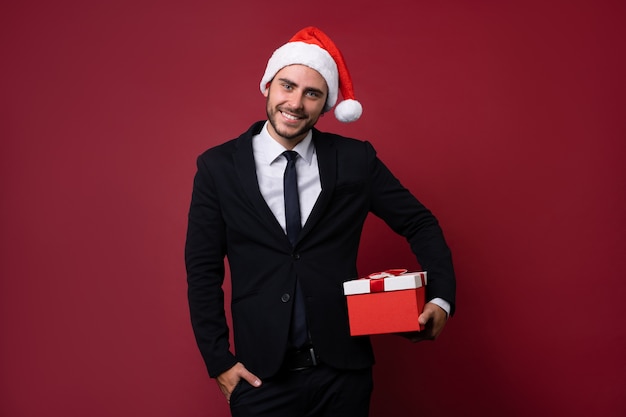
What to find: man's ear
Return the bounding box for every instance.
[262,82,270,98]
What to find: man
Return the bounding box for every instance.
[185,26,456,417]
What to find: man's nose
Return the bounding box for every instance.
[286,93,304,110]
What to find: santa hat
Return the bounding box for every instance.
[260,26,362,123]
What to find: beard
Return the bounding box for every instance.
[265,95,321,142]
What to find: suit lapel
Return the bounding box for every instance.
[233,122,287,239]
[299,130,337,240]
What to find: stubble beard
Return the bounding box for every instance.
[266,97,319,142]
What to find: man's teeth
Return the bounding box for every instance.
[282,112,299,120]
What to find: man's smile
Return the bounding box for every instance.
[280,110,305,121]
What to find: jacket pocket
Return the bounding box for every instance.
[333,181,365,196]
[231,289,259,304]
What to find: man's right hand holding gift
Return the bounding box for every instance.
[398,302,449,342]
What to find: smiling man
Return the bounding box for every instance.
[185,26,456,417]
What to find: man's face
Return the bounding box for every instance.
[263,64,328,148]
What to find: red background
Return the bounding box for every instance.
[2,1,625,416]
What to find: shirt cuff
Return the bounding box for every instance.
[428,297,451,317]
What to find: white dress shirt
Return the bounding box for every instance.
[252,122,321,233]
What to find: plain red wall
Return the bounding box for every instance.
[1,1,625,416]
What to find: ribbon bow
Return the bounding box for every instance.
[366,269,408,279]
[365,269,408,292]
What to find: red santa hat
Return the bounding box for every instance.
[260,26,363,123]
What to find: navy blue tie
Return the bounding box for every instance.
[283,151,308,347]
[283,151,302,245]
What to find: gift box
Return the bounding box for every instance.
[343,269,427,336]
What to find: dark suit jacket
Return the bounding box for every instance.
[185,121,455,379]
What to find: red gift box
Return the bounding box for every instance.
[343,269,427,336]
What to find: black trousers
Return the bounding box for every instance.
[229,364,373,417]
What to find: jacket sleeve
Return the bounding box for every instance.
[365,141,456,314]
[185,153,238,377]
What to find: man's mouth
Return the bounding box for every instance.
[280,111,304,121]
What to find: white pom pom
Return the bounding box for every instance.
[334,99,362,123]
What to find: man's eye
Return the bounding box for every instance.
[282,84,293,90]
[306,91,321,98]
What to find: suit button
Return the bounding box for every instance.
[281,293,290,302]
[292,253,300,260]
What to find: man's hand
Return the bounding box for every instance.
[216,362,262,403]
[399,302,448,343]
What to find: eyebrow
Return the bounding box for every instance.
[277,77,325,96]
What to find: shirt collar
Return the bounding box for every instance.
[257,121,315,166]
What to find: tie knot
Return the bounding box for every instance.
[283,150,298,162]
